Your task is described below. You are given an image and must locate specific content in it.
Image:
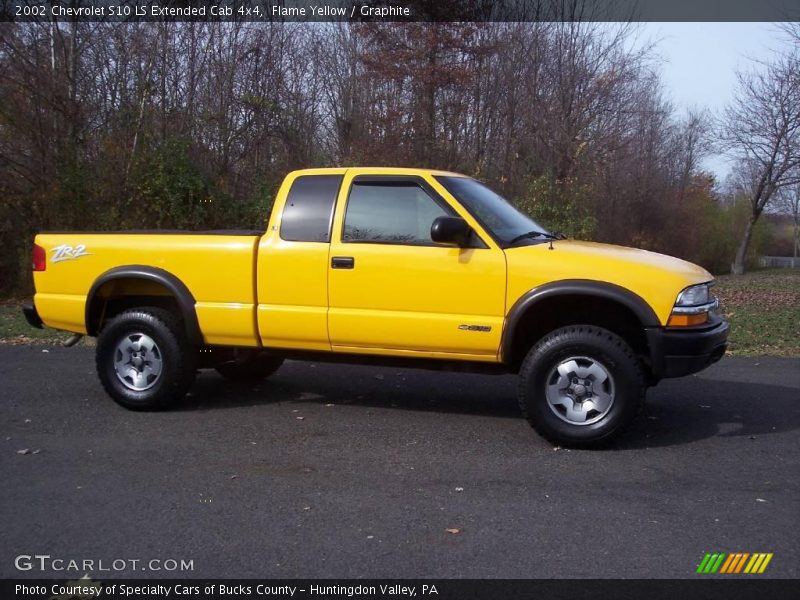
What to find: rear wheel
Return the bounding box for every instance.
[517,325,645,447]
[96,308,196,410]
[215,352,284,383]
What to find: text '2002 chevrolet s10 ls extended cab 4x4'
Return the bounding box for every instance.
[24,167,729,447]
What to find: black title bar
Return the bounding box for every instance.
[2,0,799,23]
[3,579,800,600]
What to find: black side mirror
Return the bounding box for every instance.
[431,216,472,246]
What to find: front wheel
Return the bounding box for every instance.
[517,325,645,448]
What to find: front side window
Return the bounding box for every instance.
[342,181,452,245]
[435,176,549,245]
[280,175,343,242]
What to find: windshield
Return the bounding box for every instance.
[435,176,549,245]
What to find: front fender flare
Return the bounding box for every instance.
[501,279,660,364]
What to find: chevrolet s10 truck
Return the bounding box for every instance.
[24,167,729,446]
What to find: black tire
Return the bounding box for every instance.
[517,325,645,448]
[96,308,197,410]
[215,352,284,383]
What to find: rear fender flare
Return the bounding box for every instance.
[85,265,202,345]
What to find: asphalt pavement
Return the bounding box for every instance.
[1,346,798,578]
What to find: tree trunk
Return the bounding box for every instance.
[731,213,757,275]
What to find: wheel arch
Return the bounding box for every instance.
[85,265,202,345]
[501,280,660,373]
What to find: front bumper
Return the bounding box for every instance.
[646,314,729,380]
[22,302,43,329]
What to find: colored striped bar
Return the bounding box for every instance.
[734,553,750,573]
[697,553,713,574]
[700,552,773,575]
[703,553,720,573]
[719,554,736,574]
[709,553,726,573]
[744,554,762,574]
[758,553,773,573]
[727,553,740,574]
[725,553,739,573]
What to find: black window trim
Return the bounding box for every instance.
[279,174,344,243]
[340,175,487,249]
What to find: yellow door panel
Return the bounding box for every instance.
[328,245,506,354]
[256,235,332,350]
[257,305,329,351]
[329,306,505,355]
[256,171,345,350]
[328,173,506,357]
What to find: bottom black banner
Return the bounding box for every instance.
[2,579,799,600]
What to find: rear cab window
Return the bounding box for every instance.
[280,175,343,242]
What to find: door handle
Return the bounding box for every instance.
[331,256,355,269]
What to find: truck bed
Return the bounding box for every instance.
[33,231,263,346]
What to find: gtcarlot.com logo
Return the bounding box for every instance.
[15,554,194,572]
[697,552,773,574]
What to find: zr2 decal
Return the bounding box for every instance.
[51,244,91,263]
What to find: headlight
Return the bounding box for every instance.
[668,282,718,327]
[675,284,710,307]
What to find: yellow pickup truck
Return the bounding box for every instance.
[24,167,728,446]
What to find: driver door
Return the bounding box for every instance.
[327,173,506,359]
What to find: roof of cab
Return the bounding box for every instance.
[285,167,467,178]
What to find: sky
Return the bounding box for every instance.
[633,22,785,182]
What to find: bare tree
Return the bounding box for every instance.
[0,19,761,292]
[718,44,800,274]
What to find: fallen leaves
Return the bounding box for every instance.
[714,271,800,357]
[717,287,800,309]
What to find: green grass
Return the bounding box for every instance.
[714,268,800,357]
[0,302,88,345]
[3,268,798,356]
[718,305,799,357]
